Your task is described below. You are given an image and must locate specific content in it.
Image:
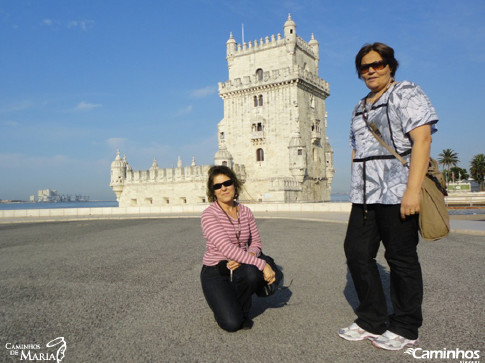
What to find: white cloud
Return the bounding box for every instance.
[190,85,218,98]
[0,153,69,168]
[2,120,19,127]
[67,20,94,31]
[0,100,34,114]
[175,105,193,116]
[42,19,53,26]
[75,101,102,111]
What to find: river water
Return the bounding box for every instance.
[0,198,483,215]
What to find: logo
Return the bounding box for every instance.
[5,337,66,362]
[404,347,481,362]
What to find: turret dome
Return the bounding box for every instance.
[214,145,233,161]
[284,13,296,28]
[309,33,318,45]
[111,150,124,169]
[226,32,236,44]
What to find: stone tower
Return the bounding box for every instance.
[216,14,334,202]
[110,150,126,202]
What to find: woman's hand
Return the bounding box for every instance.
[263,263,276,285]
[400,189,421,219]
[226,260,241,271]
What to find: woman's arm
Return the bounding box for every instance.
[246,208,263,256]
[400,124,432,219]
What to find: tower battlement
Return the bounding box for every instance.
[228,34,318,58]
[111,154,209,185]
[218,64,329,98]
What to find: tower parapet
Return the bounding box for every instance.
[225,19,318,60]
[219,65,329,99]
[110,151,246,206]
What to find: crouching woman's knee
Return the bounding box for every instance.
[240,264,265,288]
[216,314,244,332]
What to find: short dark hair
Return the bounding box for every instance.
[355,42,399,79]
[206,165,241,203]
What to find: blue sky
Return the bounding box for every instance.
[1,0,484,201]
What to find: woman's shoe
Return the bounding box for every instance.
[338,323,380,341]
[372,331,418,350]
[241,318,253,330]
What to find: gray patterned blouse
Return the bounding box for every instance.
[349,81,438,204]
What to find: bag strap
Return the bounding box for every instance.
[361,82,408,167]
[365,122,408,167]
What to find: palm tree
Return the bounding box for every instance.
[438,149,459,181]
[470,154,485,190]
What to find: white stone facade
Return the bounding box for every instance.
[111,15,334,206]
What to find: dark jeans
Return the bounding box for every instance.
[344,204,423,340]
[200,262,265,332]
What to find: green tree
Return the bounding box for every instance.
[470,154,485,190]
[449,166,469,181]
[438,149,459,171]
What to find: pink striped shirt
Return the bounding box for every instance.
[201,202,266,271]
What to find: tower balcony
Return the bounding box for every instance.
[311,130,321,144]
[251,131,265,140]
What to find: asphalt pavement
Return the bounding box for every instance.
[0,217,483,362]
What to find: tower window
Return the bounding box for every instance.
[256,148,264,162]
[298,149,303,155]
[220,132,225,139]
[254,95,258,107]
[258,95,263,106]
[257,122,263,131]
[256,68,263,81]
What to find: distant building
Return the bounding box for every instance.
[37,189,60,203]
[111,15,334,206]
[33,189,89,203]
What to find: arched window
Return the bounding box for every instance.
[254,95,258,107]
[256,68,263,81]
[256,148,264,161]
[257,122,263,131]
[222,161,227,166]
[258,94,263,106]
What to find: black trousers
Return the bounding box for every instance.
[200,262,265,332]
[344,204,423,340]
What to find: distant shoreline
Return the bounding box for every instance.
[0,201,118,210]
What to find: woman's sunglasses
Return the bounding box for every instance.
[213,179,234,190]
[360,60,387,74]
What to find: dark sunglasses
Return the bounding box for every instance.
[213,179,234,190]
[360,60,387,74]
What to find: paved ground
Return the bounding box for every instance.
[0,217,483,363]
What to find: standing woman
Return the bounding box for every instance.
[338,43,438,350]
[200,165,276,332]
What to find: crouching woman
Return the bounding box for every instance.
[200,165,276,331]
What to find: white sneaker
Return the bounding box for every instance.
[372,330,418,351]
[338,323,380,341]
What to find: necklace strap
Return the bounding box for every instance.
[217,202,241,242]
